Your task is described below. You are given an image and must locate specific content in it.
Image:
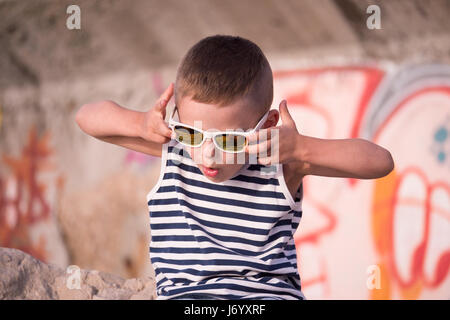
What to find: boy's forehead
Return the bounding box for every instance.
[177,98,261,131]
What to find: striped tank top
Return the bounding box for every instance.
[146,139,305,300]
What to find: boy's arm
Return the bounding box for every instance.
[75,83,174,158]
[75,100,168,158]
[293,135,394,179]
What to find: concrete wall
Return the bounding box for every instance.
[1,0,449,299]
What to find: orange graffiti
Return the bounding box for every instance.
[0,125,65,262]
[371,167,450,299]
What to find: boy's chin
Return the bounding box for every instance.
[204,175,225,182]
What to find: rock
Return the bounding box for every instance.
[124,278,145,292]
[93,287,134,300]
[129,281,157,300]
[0,247,156,300]
[0,247,63,299]
[55,275,94,300]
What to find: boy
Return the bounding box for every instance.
[76,35,394,300]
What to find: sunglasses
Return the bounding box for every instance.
[168,105,270,153]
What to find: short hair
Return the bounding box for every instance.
[175,35,273,111]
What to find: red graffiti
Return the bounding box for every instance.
[0,126,65,262]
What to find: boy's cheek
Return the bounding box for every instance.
[223,152,235,165]
[185,147,201,163]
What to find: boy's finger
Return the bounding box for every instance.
[152,133,171,145]
[279,100,295,127]
[247,128,272,144]
[245,139,271,155]
[158,120,173,138]
[156,83,174,110]
[257,156,272,166]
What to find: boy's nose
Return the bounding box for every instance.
[202,138,216,166]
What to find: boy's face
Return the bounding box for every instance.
[176,95,278,183]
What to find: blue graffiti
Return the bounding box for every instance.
[432,117,450,165]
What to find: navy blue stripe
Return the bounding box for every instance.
[149,210,184,218]
[166,275,301,293]
[156,278,170,288]
[288,276,302,291]
[155,266,299,281]
[156,184,290,212]
[293,210,303,218]
[150,198,285,224]
[151,256,293,272]
[155,267,252,279]
[163,167,284,198]
[161,281,303,300]
[247,164,276,171]
[259,252,286,261]
[187,223,293,248]
[285,244,296,251]
[168,145,191,159]
[151,222,190,230]
[228,174,280,185]
[170,292,247,300]
[150,246,235,256]
[150,238,287,257]
[285,253,297,260]
[178,210,271,235]
[152,225,292,250]
[151,209,292,229]
[152,235,197,242]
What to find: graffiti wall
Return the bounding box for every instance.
[0,70,166,279]
[1,62,449,299]
[274,64,450,299]
[0,125,68,267]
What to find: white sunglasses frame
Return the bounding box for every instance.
[168,105,270,153]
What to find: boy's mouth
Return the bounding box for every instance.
[201,165,219,177]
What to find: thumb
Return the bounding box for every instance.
[156,82,174,111]
[279,100,295,127]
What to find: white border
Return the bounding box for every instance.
[276,163,301,212]
[146,141,170,203]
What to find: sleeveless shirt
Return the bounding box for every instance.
[146,139,305,300]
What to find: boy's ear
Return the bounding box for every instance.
[262,109,279,129]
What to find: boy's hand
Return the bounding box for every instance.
[140,82,175,144]
[245,100,302,166]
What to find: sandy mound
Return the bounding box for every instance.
[0,247,156,300]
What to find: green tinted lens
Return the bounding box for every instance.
[214,134,247,152]
[174,125,203,146]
